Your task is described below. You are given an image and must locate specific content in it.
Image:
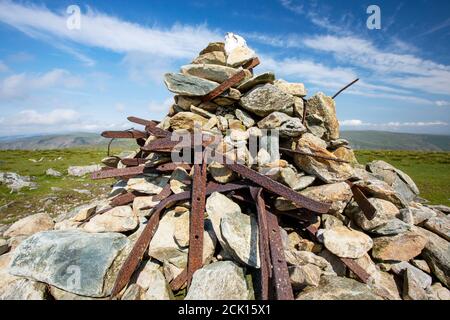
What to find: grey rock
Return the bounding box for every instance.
[403,268,429,300]
[423,216,450,241]
[0,172,37,192]
[427,205,450,215]
[410,204,437,225]
[192,51,226,65]
[4,213,54,238]
[317,249,347,276]
[46,168,62,177]
[257,112,306,137]
[305,93,339,140]
[0,278,48,300]
[372,232,428,262]
[121,284,143,300]
[370,218,411,235]
[411,259,431,274]
[83,205,139,233]
[67,165,101,177]
[235,109,255,128]
[142,268,172,300]
[274,79,307,97]
[293,134,354,183]
[9,230,129,297]
[239,84,294,117]
[415,227,450,288]
[366,160,419,202]
[289,264,322,289]
[126,174,170,195]
[353,198,399,231]
[237,72,275,92]
[185,261,249,300]
[164,73,218,96]
[181,64,251,85]
[296,276,382,300]
[322,226,373,259]
[390,261,432,289]
[221,212,260,268]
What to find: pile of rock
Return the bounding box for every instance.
[0,33,449,301]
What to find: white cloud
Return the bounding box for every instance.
[7,109,80,126]
[303,35,450,96]
[0,1,220,59]
[0,61,8,72]
[435,100,450,107]
[340,119,363,126]
[340,119,448,127]
[0,69,83,100]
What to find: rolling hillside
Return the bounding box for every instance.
[0,131,449,151]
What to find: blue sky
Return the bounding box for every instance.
[0,0,449,136]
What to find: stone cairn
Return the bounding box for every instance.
[0,34,449,301]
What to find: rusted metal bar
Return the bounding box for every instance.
[242,57,260,70]
[152,183,172,202]
[155,162,192,172]
[346,181,377,220]
[224,162,330,214]
[266,212,294,300]
[280,147,350,164]
[110,192,136,207]
[127,116,153,126]
[186,154,207,287]
[250,187,271,300]
[111,182,250,297]
[301,97,307,126]
[120,158,147,167]
[170,268,188,291]
[101,130,147,139]
[91,166,156,180]
[332,78,359,99]
[110,198,165,298]
[201,70,247,102]
[142,134,213,152]
[340,257,371,283]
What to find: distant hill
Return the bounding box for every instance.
[0,131,449,151]
[341,131,450,151]
[0,132,135,150]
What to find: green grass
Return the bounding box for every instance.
[355,150,450,206]
[0,148,129,225]
[1,148,449,225]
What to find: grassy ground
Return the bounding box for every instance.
[0,148,449,226]
[355,150,450,206]
[0,148,128,225]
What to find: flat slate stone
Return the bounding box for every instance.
[9,230,129,297]
[164,73,218,97]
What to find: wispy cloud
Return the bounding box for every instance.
[0,60,8,72]
[419,17,450,36]
[303,35,450,95]
[0,69,83,100]
[340,119,448,127]
[0,1,220,59]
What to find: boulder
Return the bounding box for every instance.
[293,133,354,183]
[423,216,450,241]
[305,93,339,141]
[257,112,306,137]
[372,232,428,262]
[164,73,218,96]
[4,213,54,238]
[185,261,249,300]
[46,168,62,177]
[126,174,169,195]
[274,79,307,97]
[239,84,294,117]
[237,72,275,92]
[322,226,373,259]
[353,198,400,231]
[67,165,101,177]
[0,172,37,192]
[296,276,382,300]
[9,230,129,297]
[301,182,353,215]
[181,64,251,85]
[169,112,209,131]
[83,206,139,233]
[192,51,226,65]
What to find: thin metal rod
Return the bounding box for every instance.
[332,78,359,99]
